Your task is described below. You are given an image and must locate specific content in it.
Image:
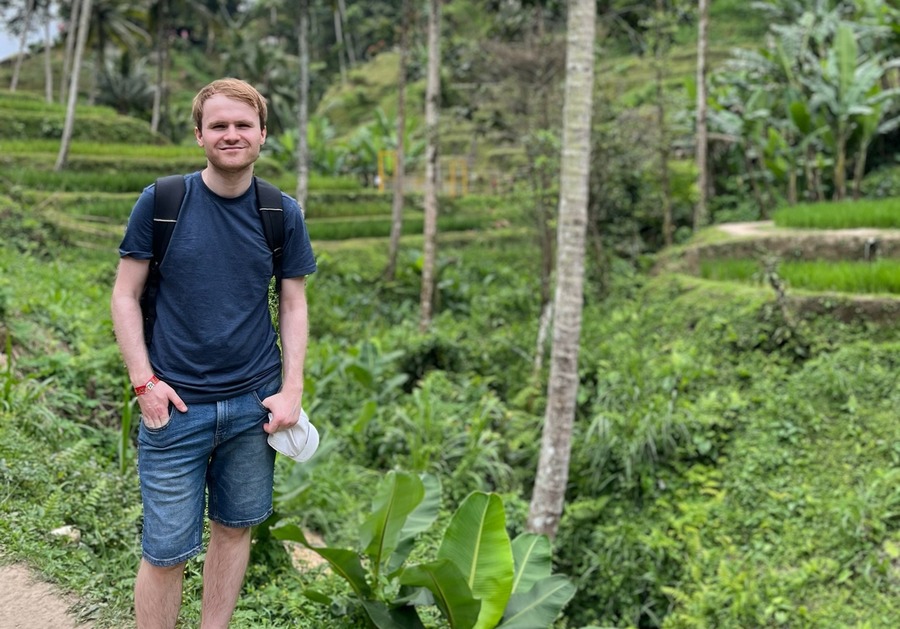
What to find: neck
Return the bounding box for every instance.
[201,166,254,198]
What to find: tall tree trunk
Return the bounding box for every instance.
[852,140,870,201]
[10,0,36,92]
[43,8,53,102]
[694,0,710,230]
[527,0,596,539]
[655,0,673,247]
[150,0,167,135]
[333,3,347,83]
[419,0,441,332]
[833,130,847,201]
[385,0,411,281]
[60,0,82,105]
[55,0,93,172]
[296,0,311,208]
[337,0,356,65]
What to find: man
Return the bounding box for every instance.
[111,78,317,628]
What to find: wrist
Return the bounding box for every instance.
[134,375,160,396]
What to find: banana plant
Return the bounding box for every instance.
[273,471,575,628]
[802,23,899,199]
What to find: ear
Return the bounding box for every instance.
[260,126,267,145]
[195,127,202,145]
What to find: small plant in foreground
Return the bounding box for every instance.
[273,470,575,628]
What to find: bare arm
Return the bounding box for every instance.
[262,276,309,433]
[110,257,186,426]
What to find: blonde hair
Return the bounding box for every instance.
[192,78,267,131]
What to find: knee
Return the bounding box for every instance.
[209,522,251,543]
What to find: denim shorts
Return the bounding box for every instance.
[137,376,280,567]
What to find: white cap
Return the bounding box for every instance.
[267,409,319,462]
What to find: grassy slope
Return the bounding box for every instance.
[5,6,899,629]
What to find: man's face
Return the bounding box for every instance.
[195,94,266,174]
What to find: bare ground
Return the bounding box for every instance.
[0,563,91,629]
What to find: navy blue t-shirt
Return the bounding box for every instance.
[118,172,317,403]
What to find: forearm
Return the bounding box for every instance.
[110,258,154,386]
[278,286,309,397]
[111,292,154,386]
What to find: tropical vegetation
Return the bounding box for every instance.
[1,1,899,628]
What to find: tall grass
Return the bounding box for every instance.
[782,260,900,294]
[774,199,900,229]
[700,258,900,294]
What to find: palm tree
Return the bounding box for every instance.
[9,0,36,92]
[694,0,710,230]
[42,1,53,102]
[527,0,596,539]
[55,0,93,172]
[385,0,411,282]
[296,0,311,208]
[148,0,172,135]
[86,0,149,105]
[419,0,441,332]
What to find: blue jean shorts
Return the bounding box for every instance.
[137,377,280,567]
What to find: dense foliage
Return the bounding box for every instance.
[2,183,899,627]
[1,1,899,627]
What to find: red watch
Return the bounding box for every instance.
[134,375,160,396]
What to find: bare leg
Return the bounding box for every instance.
[200,522,252,629]
[135,560,185,629]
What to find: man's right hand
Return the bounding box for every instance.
[137,379,187,429]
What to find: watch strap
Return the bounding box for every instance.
[134,375,160,396]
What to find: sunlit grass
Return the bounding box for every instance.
[774,199,900,229]
[701,258,900,294]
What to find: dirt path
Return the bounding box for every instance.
[0,563,92,629]
[716,220,894,239]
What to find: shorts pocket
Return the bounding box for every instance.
[251,377,282,413]
[141,403,177,433]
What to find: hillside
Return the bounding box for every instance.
[2,3,900,628]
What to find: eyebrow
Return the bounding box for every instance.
[205,116,257,127]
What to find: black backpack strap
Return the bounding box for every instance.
[254,176,285,293]
[153,175,186,261]
[140,175,186,345]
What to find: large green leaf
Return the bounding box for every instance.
[438,492,514,629]
[401,559,481,629]
[271,524,372,598]
[497,576,576,629]
[509,534,552,595]
[834,24,857,100]
[360,471,425,575]
[362,600,428,629]
[387,474,442,576]
[788,101,813,135]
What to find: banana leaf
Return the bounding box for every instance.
[400,559,481,629]
[438,492,514,629]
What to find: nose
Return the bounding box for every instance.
[223,125,240,141]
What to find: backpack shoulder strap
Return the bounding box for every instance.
[254,176,285,292]
[141,175,186,346]
[153,174,186,264]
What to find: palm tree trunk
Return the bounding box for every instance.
[150,0,167,135]
[419,0,441,332]
[43,9,53,102]
[10,0,36,92]
[385,0,411,282]
[654,0,673,247]
[56,0,93,172]
[694,0,710,230]
[333,2,347,83]
[337,0,356,65]
[527,0,596,539]
[60,0,82,105]
[296,0,311,208]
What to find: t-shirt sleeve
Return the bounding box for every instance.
[282,195,317,278]
[118,185,155,260]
